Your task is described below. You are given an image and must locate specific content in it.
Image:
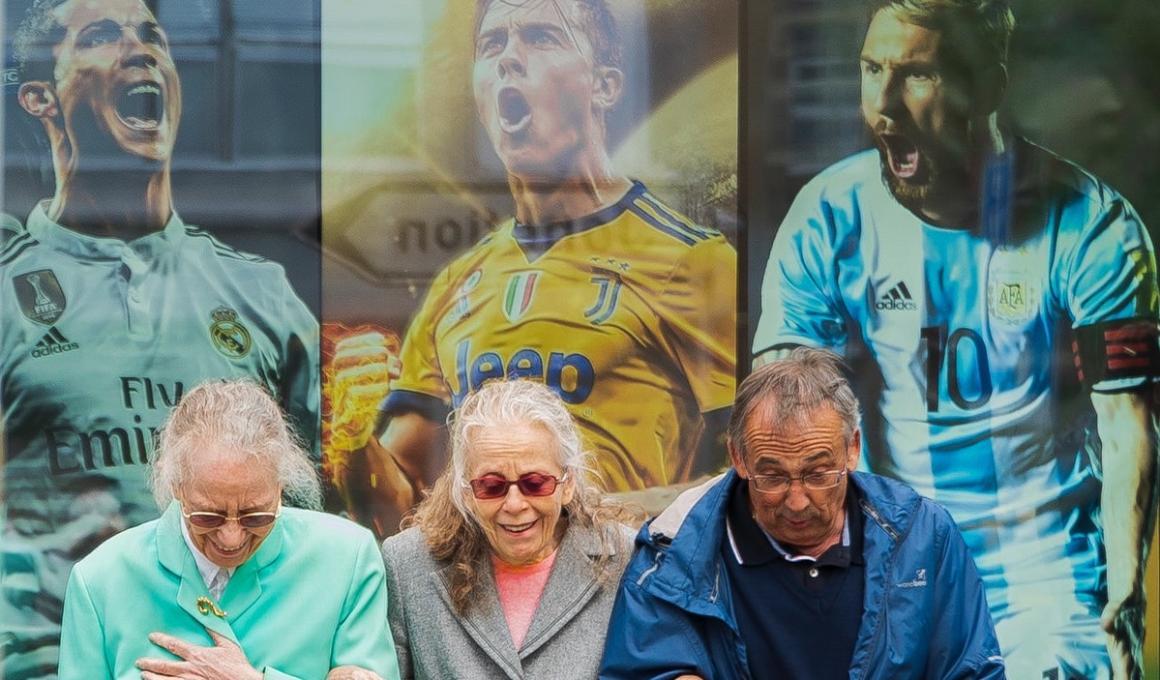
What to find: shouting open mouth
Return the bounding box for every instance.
[116,81,165,131]
[497,86,532,135]
[878,131,921,180]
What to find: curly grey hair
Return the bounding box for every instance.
[409,378,638,614]
[148,379,322,510]
[448,379,592,515]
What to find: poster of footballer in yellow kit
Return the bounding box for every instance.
[321,0,739,536]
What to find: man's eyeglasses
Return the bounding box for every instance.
[181,504,281,530]
[468,472,567,500]
[745,468,848,494]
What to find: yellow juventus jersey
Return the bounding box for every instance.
[388,182,736,490]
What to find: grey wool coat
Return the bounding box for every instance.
[381,523,634,680]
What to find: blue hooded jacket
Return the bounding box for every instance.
[600,470,1005,680]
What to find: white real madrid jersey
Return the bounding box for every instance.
[1,203,320,536]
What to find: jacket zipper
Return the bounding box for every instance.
[853,497,914,679]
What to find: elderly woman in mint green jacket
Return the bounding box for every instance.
[57,380,399,680]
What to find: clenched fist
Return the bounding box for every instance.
[322,328,402,495]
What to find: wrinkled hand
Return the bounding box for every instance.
[326,666,385,680]
[137,629,262,680]
[1101,590,1144,680]
[324,330,402,498]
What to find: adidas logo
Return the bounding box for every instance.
[31,327,80,358]
[875,281,918,311]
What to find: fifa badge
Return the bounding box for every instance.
[14,269,66,325]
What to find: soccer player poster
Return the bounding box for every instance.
[1,1,321,677]
[747,0,1160,677]
[322,0,740,537]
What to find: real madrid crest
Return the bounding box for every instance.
[14,269,66,325]
[209,306,252,359]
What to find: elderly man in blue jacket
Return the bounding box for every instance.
[600,348,1004,679]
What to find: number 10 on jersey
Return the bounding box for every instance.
[921,325,994,412]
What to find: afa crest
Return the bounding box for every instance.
[987,248,1041,325]
[209,306,252,359]
[987,278,1038,324]
[14,269,66,325]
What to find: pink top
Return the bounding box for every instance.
[492,550,558,649]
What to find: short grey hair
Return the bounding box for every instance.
[729,348,861,458]
[449,379,591,516]
[148,379,322,510]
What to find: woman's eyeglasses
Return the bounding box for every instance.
[181,505,281,529]
[467,472,567,500]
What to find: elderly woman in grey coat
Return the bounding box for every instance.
[380,379,640,680]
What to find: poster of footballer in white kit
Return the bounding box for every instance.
[745,0,1160,677]
[1,1,322,677]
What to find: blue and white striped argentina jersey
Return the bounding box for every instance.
[0,203,319,677]
[754,140,1158,624]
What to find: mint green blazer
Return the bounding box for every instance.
[58,503,399,680]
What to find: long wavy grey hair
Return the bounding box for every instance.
[408,379,638,614]
[148,379,322,511]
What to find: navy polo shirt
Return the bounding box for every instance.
[721,480,865,679]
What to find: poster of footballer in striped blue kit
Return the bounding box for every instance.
[747,0,1160,677]
[322,0,739,537]
[1,1,322,678]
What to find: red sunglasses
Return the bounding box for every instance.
[468,472,568,500]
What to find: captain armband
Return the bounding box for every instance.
[1072,318,1160,391]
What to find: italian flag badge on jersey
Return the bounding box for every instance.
[503,272,539,322]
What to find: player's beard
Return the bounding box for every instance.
[872,122,966,216]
